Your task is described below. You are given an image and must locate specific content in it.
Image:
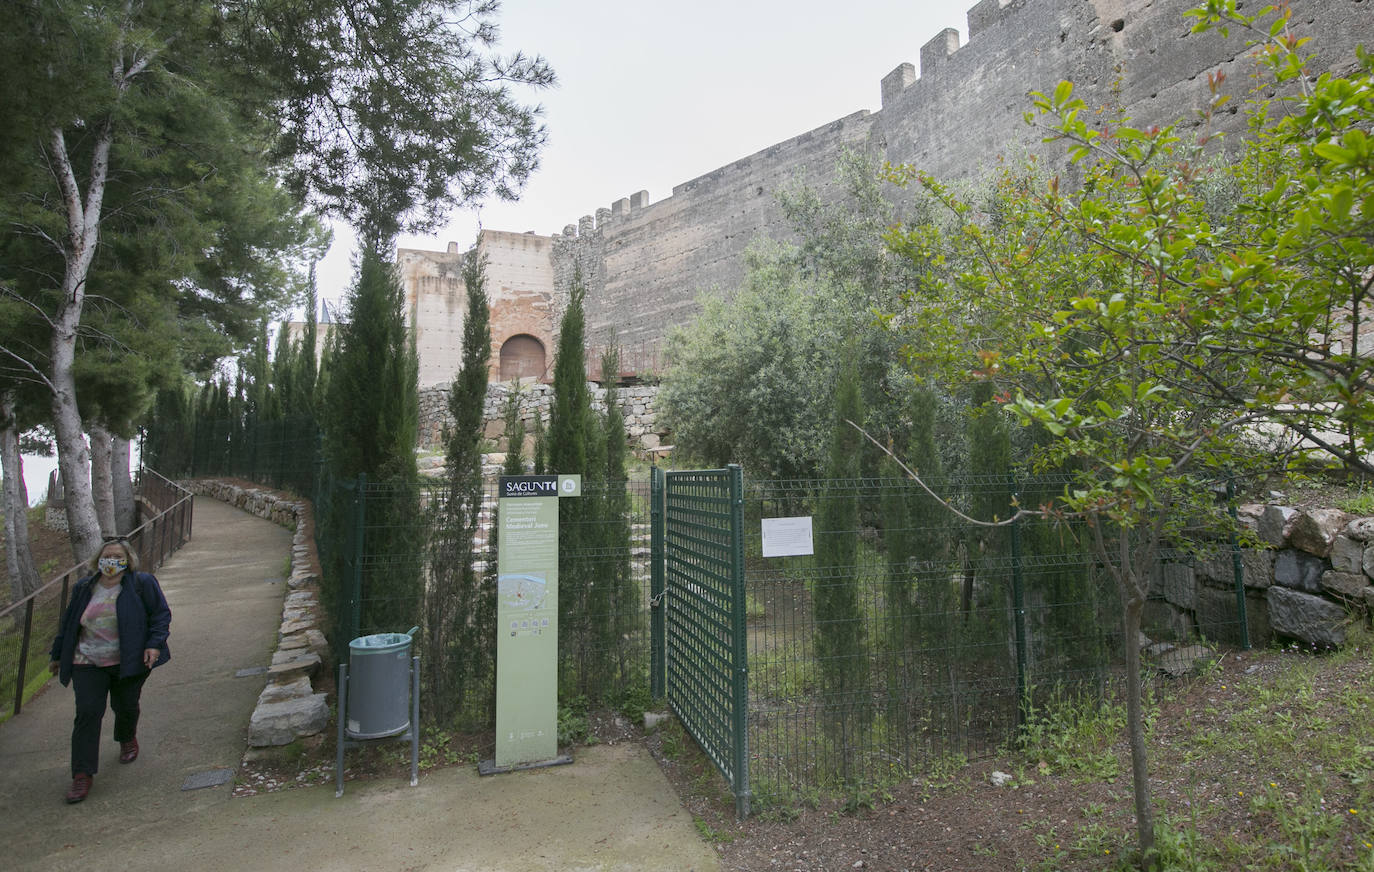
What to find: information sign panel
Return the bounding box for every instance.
[493,475,579,768]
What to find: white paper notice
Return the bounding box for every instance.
[761,516,814,557]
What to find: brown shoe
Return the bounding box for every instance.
[65,773,92,803]
[118,738,138,764]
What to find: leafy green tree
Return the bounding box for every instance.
[877,6,1374,861]
[660,241,830,481]
[661,154,921,483]
[426,247,493,725]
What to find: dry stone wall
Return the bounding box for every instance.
[1147,502,1374,655]
[417,381,669,454]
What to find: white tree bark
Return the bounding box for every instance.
[89,423,116,537]
[45,25,154,565]
[2,394,42,604]
[112,435,136,534]
[48,121,111,563]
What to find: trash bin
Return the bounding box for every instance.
[345,627,417,739]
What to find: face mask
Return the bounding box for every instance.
[98,557,127,577]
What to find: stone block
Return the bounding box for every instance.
[1235,504,1264,535]
[1321,570,1368,600]
[279,618,312,636]
[1158,563,1196,610]
[1267,586,1347,648]
[305,628,330,661]
[1346,517,1374,542]
[1259,506,1298,547]
[1155,644,1216,678]
[248,694,330,746]
[257,676,313,705]
[1274,549,1325,593]
[282,607,316,624]
[1289,508,1348,558]
[1332,535,1365,573]
[268,650,321,681]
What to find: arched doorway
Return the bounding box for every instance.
[499,334,547,381]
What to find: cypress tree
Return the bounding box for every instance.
[501,386,525,475]
[596,348,636,690]
[814,351,870,777]
[425,246,493,725]
[547,269,595,697]
[531,406,546,475]
[321,234,422,637]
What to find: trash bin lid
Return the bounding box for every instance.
[349,632,413,654]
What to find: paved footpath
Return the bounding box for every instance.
[0,497,718,872]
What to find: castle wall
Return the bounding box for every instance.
[481,231,558,382]
[398,0,1371,381]
[551,0,1372,349]
[398,232,558,387]
[563,112,880,348]
[398,243,468,388]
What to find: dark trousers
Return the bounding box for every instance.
[70,664,148,777]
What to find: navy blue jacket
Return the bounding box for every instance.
[49,571,172,686]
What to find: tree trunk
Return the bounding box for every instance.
[1121,579,1154,867]
[2,394,43,605]
[112,435,136,534]
[90,423,117,537]
[48,122,114,564]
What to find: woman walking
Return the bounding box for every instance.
[48,537,171,803]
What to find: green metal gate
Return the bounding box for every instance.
[657,465,749,817]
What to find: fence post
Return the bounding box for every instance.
[1226,477,1251,650]
[13,599,34,716]
[350,473,366,642]
[650,464,665,699]
[1009,473,1029,729]
[728,463,750,819]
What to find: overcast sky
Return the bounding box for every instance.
[315,0,976,301]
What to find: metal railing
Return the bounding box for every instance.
[0,469,193,720]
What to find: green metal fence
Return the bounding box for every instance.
[662,465,750,817]
[162,408,1256,813]
[650,471,1251,814]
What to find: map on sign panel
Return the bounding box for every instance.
[498,573,548,610]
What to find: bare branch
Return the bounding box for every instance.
[845,419,1045,528]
